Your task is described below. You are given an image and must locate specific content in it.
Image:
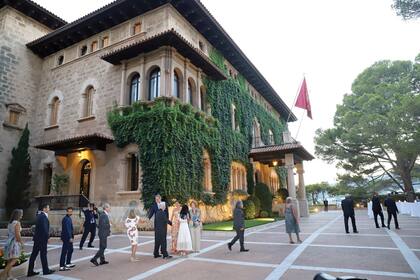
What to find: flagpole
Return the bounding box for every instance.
[285,74,306,125]
[294,107,306,140]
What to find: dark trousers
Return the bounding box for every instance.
[373,210,385,227]
[387,211,399,229]
[80,224,96,248]
[28,241,49,274]
[153,230,168,257]
[92,237,107,263]
[344,214,357,233]
[229,228,245,250]
[60,241,73,267]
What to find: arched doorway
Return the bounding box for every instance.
[80,160,91,199]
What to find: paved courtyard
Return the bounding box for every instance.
[2,210,420,280]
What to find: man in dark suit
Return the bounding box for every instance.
[372,192,386,228]
[323,199,329,211]
[27,204,55,276]
[341,195,358,234]
[90,203,111,266]
[153,202,172,259]
[384,194,400,229]
[148,194,169,256]
[60,207,75,271]
[228,200,249,252]
[79,203,98,250]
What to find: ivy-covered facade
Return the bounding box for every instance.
[1,0,313,226]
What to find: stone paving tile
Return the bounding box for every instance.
[135,240,216,254]
[312,234,396,248]
[293,246,413,273]
[400,236,420,249]
[199,242,295,265]
[146,259,274,280]
[281,268,413,280]
[247,232,310,243]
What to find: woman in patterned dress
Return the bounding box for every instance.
[170,201,181,254]
[125,209,140,262]
[0,209,24,280]
[189,201,202,253]
[283,197,302,244]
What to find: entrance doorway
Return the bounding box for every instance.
[80,160,91,199]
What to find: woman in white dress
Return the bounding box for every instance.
[177,205,193,256]
[125,209,140,262]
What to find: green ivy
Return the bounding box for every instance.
[107,49,287,209]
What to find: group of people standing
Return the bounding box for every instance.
[145,195,202,259]
[341,193,401,233]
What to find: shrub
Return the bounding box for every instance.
[255,183,273,214]
[249,195,261,217]
[277,188,289,202]
[243,200,256,220]
[260,210,269,218]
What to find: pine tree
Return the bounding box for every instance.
[5,124,32,216]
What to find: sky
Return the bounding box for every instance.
[34,0,420,185]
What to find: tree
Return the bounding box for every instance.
[392,0,420,19]
[306,182,331,204]
[315,57,420,201]
[5,124,32,216]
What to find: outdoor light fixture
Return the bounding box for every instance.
[273,160,278,166]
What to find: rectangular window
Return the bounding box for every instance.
[102,36,109,48]
[133,23,141,35]
[8,111,19,125]
[91,41,98,52]
[128,154,139,191]
[44,164,52,195]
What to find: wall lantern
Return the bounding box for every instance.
[272,160,278,166]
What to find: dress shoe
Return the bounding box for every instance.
[353,231,359,233]
[381,225,387,227]
[396,227,401,230]
[99,261,109,265]
[154,254,162,258]
[227,243,232,251]
[376,226,380,228]
[59,267,71,271]
[44,270,55,275]
[345,231,350,234]
[65,263,76,268]
[87,245,94,248]
[27,271,40,277]
[387,225,390,229]
[163,255,172,259]
[240,249,249,252]
[90,259,99,266]
[79,247,83,250]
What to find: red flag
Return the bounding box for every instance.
[295,78,312,119]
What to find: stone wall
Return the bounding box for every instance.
[0,7,51,219]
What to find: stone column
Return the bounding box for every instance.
[183,59,189,103]
[296,163,309,217]
[119,62,127,106]
[139,56,146,101]
[285,153,300,217]
[196,69,202,109]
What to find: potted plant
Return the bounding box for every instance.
[0,249,30,278]
[51,173,69,195]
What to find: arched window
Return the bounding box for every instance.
[83,86,94,117]
[268,130,274,145]
[252,119,261,147]
[203,151,212,192]
[173,71,180,98]
[50,97,60,126]
[187,79,194,105]
[231,104,239,131]
[129,74,140,105]
[200,86,206,111]
[230,162,247,192]
[149,68,160,101]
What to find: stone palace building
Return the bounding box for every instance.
[0,0,313,226]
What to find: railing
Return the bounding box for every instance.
[34,194,89,211]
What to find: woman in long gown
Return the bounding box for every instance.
[283,197,302,244]
[170,201,181,254]
[189,201,202,253]
[176,205,193,256]
[0,209,24,280]
[125,209,140,262]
